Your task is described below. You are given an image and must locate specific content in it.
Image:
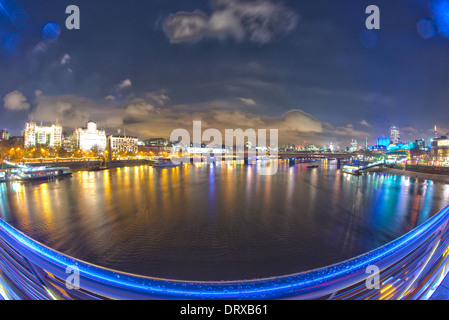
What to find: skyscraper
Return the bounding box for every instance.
[390,125,400,144]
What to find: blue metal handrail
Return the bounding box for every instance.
[1,204,449,300]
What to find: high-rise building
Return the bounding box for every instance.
[390,125,401,144]
[73,121,107,152]
[23,121,62,148]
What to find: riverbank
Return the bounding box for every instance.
[365,167,449,184]
[9,159,154,172]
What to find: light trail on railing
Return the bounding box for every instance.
[1,204,449,300]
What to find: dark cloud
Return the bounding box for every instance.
[29,91,371,146]
[164,0,299,44]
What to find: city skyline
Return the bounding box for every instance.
[1,1,449,147]
[0,114,444,150]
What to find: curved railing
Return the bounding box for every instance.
[1,205,449,300]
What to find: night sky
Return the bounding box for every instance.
[1,0,449,147]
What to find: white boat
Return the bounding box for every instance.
[152,160,180,168]
[4,162,72,182]
[0,171,6,183]
[341,165,361,176]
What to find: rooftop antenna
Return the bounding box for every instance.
[435,125,438,139]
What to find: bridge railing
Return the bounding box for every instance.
[1,205,449,300]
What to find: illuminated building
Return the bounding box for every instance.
[305,144,319,152]
[431,135,449,164]
[0,129,10,141]
[172,141,228,155]
[73,121,107,152]
[415,139,427,151]
[23,122,63,148]
[142,138,170,147]
[349,139,358,152]
[108,135,139,154]
[139,138,171,155]
[377,138,390,148]
[62,135,76,152]
[390,125,401,144]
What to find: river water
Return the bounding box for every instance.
[1,160,449,281]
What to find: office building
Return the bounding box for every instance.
[0,129,10,141]
[23,121,62,148]
[431,135,449,164]
[108,135,139,154]
[390,126,401,144]
[415,139,427,151]
[73,121,107,152]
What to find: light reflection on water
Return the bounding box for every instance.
[0,161,448,281]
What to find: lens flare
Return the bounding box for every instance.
[41,22,61,42]
[432,0,449,37]
[417,18,436,39]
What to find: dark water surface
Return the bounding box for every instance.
[1,160,449,281]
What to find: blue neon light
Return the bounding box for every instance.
[1,202,449,299]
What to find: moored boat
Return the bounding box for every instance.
[4,162,72,182]
[152,160,180,167]
[341,165,361,176]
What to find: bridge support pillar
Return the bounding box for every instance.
[337,159,341,169]
[244,157,249,165]
[289,158,296,166]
